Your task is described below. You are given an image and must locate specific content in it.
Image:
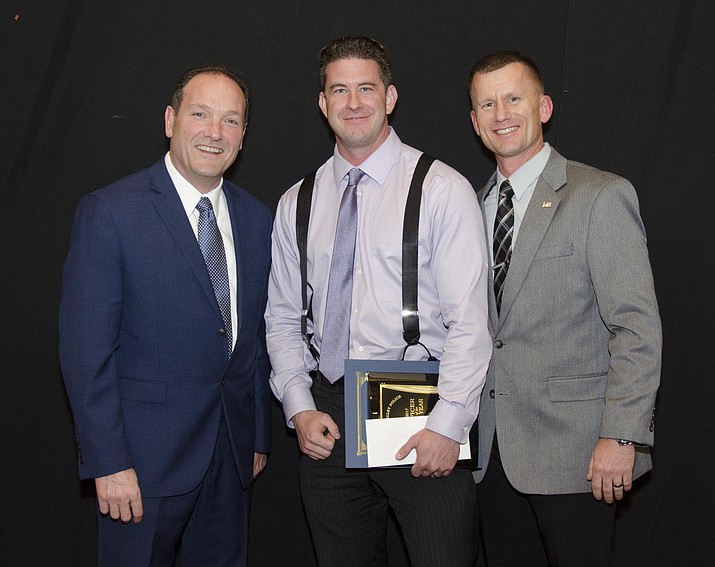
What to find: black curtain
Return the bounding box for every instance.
[2,1,713,565]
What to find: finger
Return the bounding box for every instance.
[119,501,133,523]
[591,476,604,501]
[410,463,430,478]
[612,479,625,500]
[98,498,109,515]
[395,440,414,461]
[131,499,144,524]
[303,445,330,460]
[602,483,614,504]
[325,420,341,440]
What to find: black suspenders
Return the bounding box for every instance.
[296,153,436,360]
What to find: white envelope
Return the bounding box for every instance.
[365,415,471,467]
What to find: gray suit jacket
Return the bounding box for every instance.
[473,148,661,494]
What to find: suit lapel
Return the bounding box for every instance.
[496,150,567,331]
[224,182,246,336]
[148,161,223,323]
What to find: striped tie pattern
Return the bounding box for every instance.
[493,180,514,314]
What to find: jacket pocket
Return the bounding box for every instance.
[547,372,606,402]
[534,243,573,261]
[119,377,167,403]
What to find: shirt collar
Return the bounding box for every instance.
[165,152,225,216]
[331,127,402,188]
[494,143,551,200]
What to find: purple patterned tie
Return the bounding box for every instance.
[320,168,365,381]
[196,196,232,355]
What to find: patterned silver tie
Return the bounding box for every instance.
[493,180,514,314]
[196,196,232,355]
[319,168,365,382]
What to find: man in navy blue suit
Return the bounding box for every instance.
[59,65,272,566]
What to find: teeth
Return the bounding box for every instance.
[496,126,518,134]
[196,145,222,154]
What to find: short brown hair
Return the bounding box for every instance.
[319,36,392,91]
[469,51,544,98]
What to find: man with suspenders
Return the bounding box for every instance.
[265,37,491,566]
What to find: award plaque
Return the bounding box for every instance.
[344,359,481,469]
[344,359,439,467]
[367,371,439,419]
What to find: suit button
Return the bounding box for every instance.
[494,340,503,349]
[489,389,495,399]
[220,379,226,386]
[217,328,227,337]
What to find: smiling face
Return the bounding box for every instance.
[164,72,247,193]
[470,62,553,177]
[319,58,398,165]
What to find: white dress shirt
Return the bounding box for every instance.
[265,129,491,444]
[483,144,552,261]
[165,153,237,348]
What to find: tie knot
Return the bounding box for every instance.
[499,180,514,199]
[196,196,214,214]
[347,168,365,188]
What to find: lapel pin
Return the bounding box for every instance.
[542,201,552,208]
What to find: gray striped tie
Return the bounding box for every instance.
[493,180,514,314]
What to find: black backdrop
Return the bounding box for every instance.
[2,1,713,565]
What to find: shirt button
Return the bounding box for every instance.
[358,346,364,352]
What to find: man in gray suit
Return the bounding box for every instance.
[468,51,661,566]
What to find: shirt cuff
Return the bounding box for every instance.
[281,382,317,429]
[425,399,475,444]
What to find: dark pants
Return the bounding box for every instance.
[477,435,616,567]
[300,373,479,567]
[97,417,250,567]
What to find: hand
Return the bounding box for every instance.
[95,468,143,523]
[395,428,460,478]
[587,438,636,503]
[253,452,268,478]
[292,410,340,460]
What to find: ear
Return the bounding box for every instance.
[318,91,328,118]
[540,95,554,124]
[385,85,398,115]
[237,124,247,151]
[470,109,481,137]
[164,106,175,138]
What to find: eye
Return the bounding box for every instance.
[508,96,519,103]
[359,86,373,92]
[225,118,241,126]
[482,102,494,110]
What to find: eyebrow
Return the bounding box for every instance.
[187,103,244,116]
[328,80,379,90]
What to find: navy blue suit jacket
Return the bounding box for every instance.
[60,159,272,495]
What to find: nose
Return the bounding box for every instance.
[495,100,510,122]
[346,89,361,110]
[206,117,222,140]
